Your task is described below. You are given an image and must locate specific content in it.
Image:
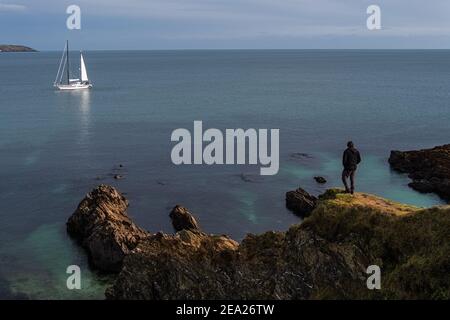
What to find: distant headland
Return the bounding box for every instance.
[0,45,37,52]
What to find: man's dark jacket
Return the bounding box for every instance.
[343,147,361,170]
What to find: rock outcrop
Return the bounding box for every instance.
[106,230,240,299]
[285,187,317,217]
[389,144,450,201]
[67,185,149,272]
[169,205,200,231]
[68,185,450,300]
[105,226,367,300]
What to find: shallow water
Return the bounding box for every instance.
[0,50,448,299]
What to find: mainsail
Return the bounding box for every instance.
[80,53,89,82]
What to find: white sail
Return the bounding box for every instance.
[80,53,89,82]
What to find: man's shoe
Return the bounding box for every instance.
[350,189,354,195]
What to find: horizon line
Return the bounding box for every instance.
[24,48,450,52]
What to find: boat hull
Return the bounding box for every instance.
[56,83,93,90]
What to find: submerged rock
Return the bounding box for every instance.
[290,152,312,159]
[236,173,264,183]
[239,173,253,183]
[285,187,317,217]
[67,185,149,272]
[169,205,200,231]
[314,176,327,184]
[389,144,450,201]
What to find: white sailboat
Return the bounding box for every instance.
[54,40,93,90]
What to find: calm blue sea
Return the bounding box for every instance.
[0,50,449,299]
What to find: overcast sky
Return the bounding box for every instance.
[1,0,450,50]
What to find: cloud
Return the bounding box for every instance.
[3,0,450,49]
[49,0,450,37]
[0,3,27,12]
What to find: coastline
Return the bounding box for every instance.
[67,184,450,300]
[65,144,450,300]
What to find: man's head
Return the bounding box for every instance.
[347,141,354,148]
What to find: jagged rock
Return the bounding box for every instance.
[389,144,450,201]
[105,226,367,300]
[408,180,435,193]
[67,185,149,272]
[105,230,240,300]
[104,189,450,299]
[69,185,450,300]
[314,176,327,184]
[285,187,317,217]
[169,205,200,231]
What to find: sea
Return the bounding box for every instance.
[1,50,449,299]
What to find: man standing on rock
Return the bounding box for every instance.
[342,141,361,194]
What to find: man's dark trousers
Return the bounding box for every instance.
[342,168,356,193]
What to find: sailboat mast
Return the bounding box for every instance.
[66,40,70,84]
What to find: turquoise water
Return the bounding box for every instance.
[282,153,443,207]
[0,50,448,299]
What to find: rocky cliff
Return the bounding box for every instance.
[389,144,450,201]
[68,185,450,300]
